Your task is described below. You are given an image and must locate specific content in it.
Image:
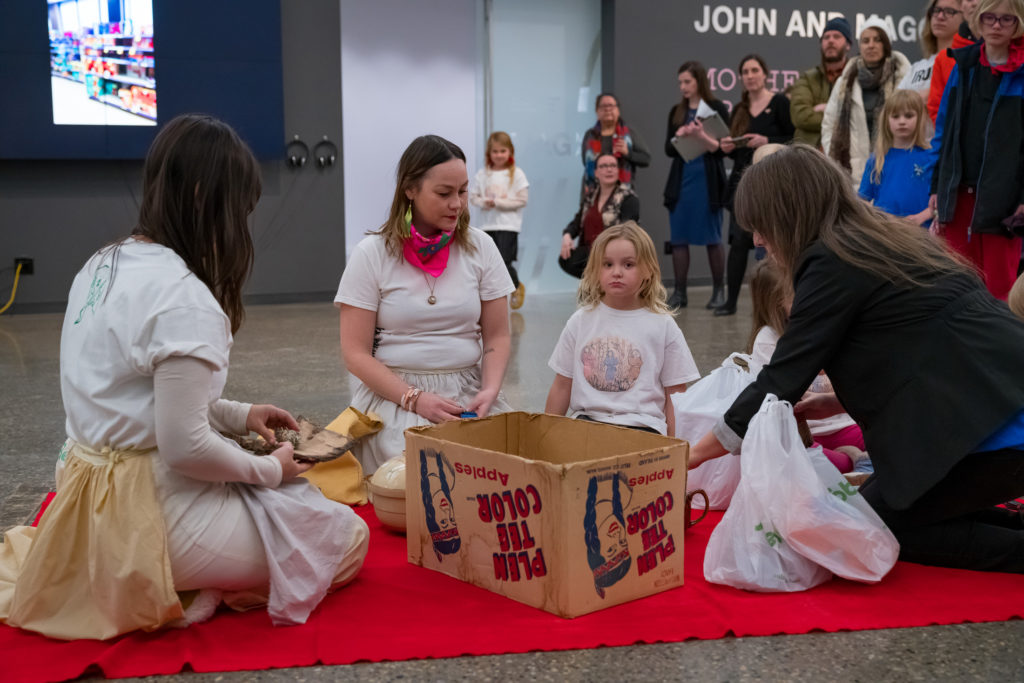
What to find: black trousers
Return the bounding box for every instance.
[860,448,1024,572]
[558,243,589,279]
[724,226,755,309]
[486,230,519,288]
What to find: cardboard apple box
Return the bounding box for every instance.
[405,412,689,618]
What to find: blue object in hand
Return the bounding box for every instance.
[460,412,478,418]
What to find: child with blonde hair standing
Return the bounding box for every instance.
[546,222,700,435]
[858,89,934,226]
[470,131,529,308]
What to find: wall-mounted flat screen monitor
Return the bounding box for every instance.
[1,0,283,159]
[48,0,158,127]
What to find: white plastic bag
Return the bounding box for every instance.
[704,396,832,592]
[706,395,900,591]
[788,445,899,582]
[672,353,761,510]
[732,395,897,587]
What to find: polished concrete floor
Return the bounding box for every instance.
[2,288,1022,681]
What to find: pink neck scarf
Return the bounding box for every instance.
[403,225,454,277]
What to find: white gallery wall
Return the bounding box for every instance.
[484,0,602,294]
[340,0,483,259]
[340,0,602,294]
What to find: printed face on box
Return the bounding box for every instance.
[433,490,456,530]
[584,473,633,598]
[419,449,461,560]
[597,508,628,561]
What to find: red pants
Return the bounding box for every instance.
[941,186,1021,301]
[815,425,866,474]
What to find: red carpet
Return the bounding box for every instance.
[3,501,1023,682]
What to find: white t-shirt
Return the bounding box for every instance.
[61,240,287,575]
[898,55,936,99]
[469,167,529,233]
[750,325,856,436]
[61,239,233,450]
[548,303,700,434]
[335,227,514,370]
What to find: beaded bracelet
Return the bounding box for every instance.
[400,386,422,412]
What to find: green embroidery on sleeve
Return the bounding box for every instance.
[57,438,71,463]
[73,264,111,325]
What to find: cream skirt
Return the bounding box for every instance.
[0,444,181,640]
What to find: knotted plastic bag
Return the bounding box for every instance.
[672,353,760,510]
[705,395,899,591]
[704,395,831,592]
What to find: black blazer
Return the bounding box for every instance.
[663,100,730,211]
[724,243,1024,509]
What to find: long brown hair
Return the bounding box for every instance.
[734,143,975,286]
[133,114,260,334]
[729,54,769,138]
[747,260,791,353]
[375,134,474,258]
[578,221,670,314]
[672,61,718,127]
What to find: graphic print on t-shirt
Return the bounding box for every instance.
[581,336,643,392]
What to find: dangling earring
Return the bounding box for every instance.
[401,202,413,238]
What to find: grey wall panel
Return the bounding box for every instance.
[0,0,345,311]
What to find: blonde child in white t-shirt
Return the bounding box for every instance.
[469,131,529,308]
[546,221,700,435]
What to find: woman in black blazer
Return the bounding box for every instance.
[691,144,1024,573]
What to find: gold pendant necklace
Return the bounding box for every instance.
[423,272,439,305]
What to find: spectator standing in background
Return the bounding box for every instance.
[929,0,1024,301]
[581,93,650,198]
[470,131,530,309]
[714,54,794,317]
[790,16,853,148]
[662,61,730,309]
[928,0,983,122]
[822,19,912,187]
[900,0,964,103]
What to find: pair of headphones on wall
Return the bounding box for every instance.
[286,135,309,168]
[286,135,337,169]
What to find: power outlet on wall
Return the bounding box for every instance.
[14,257,33,275]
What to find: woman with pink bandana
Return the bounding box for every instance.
[337,135,514,475]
